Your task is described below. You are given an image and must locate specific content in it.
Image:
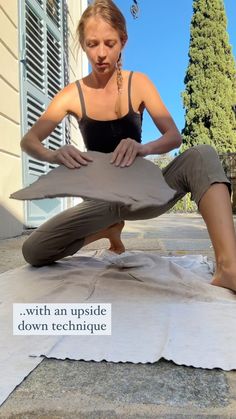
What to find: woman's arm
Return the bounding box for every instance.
[136,72,182,155]
[111,72,182,167]
[20,84,93,169]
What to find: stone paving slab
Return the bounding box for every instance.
[1,359,236,418]
[0,213,236,418]
[159,239,212,252]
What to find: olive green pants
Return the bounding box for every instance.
[22,145,231,266]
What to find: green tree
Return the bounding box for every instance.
[181,0,236,152]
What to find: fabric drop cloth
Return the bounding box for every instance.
[1,250,236,406]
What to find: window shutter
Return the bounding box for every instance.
[19,0,71,227]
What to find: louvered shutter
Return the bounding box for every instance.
[19,0,71,227]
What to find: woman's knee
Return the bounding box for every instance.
[184,144,230,203]
[184,144,223,175]
[184,144,218,162]
[191,144,218,159]
[22,234,48,267]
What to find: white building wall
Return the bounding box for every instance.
[0,0,88,239]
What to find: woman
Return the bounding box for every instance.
[21,0,236,293]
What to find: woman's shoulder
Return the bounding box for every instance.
[54,80,82,119]
[122,69,148,79]
[127,71,154,89]
[128,70,150,79]
[127,71,156,95]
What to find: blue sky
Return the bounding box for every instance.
[115,0,236,152]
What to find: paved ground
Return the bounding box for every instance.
[0,213,236,418]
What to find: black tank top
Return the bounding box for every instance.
[76,71,143,153]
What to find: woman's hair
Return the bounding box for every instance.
[77,0,127,48]
[75,0,128,118]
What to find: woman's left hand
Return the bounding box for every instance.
[110,138,147,167]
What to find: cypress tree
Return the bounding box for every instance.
[181,0,236,152]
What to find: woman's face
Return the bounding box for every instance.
[83,16,124,75]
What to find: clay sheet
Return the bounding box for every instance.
[10,152,176,211]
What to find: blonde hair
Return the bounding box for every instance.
[75,0,128,118]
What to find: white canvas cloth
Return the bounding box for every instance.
[1,251,236,406]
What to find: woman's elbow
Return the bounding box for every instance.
[20,136,27,151]
[20,134,33,152]
[174,132,182,148]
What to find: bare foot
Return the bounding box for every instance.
[211,263,236,293]
[105,221,125,254]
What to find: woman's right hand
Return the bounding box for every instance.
[49,145,93,169]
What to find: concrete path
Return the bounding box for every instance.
[0,213,236,418]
